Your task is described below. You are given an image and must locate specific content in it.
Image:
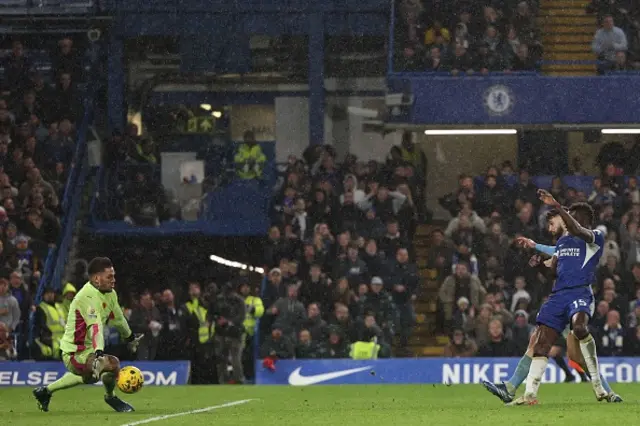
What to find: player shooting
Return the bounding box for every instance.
[483,234,622,404]
[32,257,143,413]
[483,190,616,405]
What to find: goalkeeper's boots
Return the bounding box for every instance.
[482,381,515,404]
[507,393,538,406]
[33,386,52,412]
[105,394,135,412]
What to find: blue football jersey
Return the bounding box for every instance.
[553,229,604,292]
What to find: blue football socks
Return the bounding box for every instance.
[506,354,532,393]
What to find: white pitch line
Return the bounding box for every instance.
[120,399,255,426]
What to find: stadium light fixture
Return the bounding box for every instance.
[601,128,640,134]
[209,254,265,274]
[424,129,517,136]
[200,104,212,111]
[211,110,222,118]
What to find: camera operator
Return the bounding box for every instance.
[209,282,246,384]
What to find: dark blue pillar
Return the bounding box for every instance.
[308,13,324,146]
[107,35,125,133]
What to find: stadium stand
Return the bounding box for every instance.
[426,159,640,357]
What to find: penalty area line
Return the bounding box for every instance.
[120,399,255,426]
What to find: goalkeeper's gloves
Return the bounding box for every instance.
[126,333,144,353]
[91,351,107,381]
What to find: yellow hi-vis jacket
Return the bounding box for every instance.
[234,144,266,179]
[185,299,213,344]
[37,302,65,359]
[243,295,264,336]
[350,340,380,360]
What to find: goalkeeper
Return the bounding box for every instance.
[33,257,143,413]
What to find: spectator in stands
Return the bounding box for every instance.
[269,284,306,338]
[2,40,32,95]
[444,327,477,357]
[295,329,321,358]
[0,277,20,334]
[0,320,17,361]
[260,326,294,359]
[157,289,190,360]
[593,15,629,74]
[444,42,474,75]
[387,247,417,351]
[322,326,350,358]
[595,309,626,356]
[439,262,485,328]
[511,310,534,353]
[234,130,266,180]
[129,290,162,361]
[476,318,518,357]
[52,38,82,83]
[211,282,246,384]
[359,276,396,339]
[53,72,78,122]
[123,171,165,227]
[425,20,451,46]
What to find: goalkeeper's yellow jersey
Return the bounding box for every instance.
[59,282,132,354]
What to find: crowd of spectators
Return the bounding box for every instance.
[588,1,640,72]
[396,0,541,73]
[259,137,426,359]
[0,37,86,360]
[434,158,640,360]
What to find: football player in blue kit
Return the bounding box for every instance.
[506,190,608,405]
[482,236,622,404]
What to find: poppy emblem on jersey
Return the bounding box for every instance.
[103,303,107,309]
[483,85,515,116]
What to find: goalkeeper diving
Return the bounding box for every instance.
[33,257,144,413]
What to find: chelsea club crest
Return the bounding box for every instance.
[483,85,514,116]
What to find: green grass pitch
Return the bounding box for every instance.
[1,383,640,425]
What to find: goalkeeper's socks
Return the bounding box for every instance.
[101,372,117,397]
[552,355,573,380]
[506,354,532,393]
[47,372,85,393]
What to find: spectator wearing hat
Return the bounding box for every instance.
[510,276,531,312]
[33,287,62,360]
[511,310,534,353]
[321,326,351,358]
[627,299,640,328]
[444,328,478,357]
[358,276,396,341]
[55,282,76,320]
[451,296,473,331]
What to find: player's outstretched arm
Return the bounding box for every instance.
[538,189,594,243]
[108,292,133,340]
[514,236,555,256]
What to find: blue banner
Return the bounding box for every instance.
[256,358,640,385]
[0,361,191,387]
[387,75,640,125]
